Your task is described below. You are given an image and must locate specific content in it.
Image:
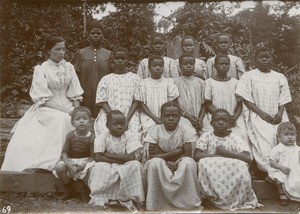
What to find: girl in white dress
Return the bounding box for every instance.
[268,122,300,205]
[137,33,178,79]
[140,54,179,134]
[236,47,292,172]
[94,47,142,142]
[205,54,249,147]
[1,36,83,171]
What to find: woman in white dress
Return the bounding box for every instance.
[1,36,83,172]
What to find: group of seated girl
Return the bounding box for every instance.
[1,31,299,211]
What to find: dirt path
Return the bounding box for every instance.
[0,192,299,213]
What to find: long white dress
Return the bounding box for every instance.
[206,54,246,79]
[140,77,179,133]
[137,57,179,79]
[1,59,83,171]
[236,69,292,171]
[268,143,300,202]
[196,131,261,210]
[204,78,249,147]
[144,123,201,211]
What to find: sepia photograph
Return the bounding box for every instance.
[0,0,300,213]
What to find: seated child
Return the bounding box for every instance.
[176,35,207,80]
[205,54,249,147]
[87,110,145,210]
[174,53,207,135]
[268,122,300,205]
[144,101,201,211]
[206,33,246,79]
[194,109,261,210]
[140,54,179,134]
[137,32,178,79]
[54,106,94,201]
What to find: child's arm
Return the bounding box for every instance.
[147,142,183,161]
[125,100,140,127]
[270,159,290,175]
[233,100,243,119]
[205,100,216,114]
[243,99,273,124]
[273,105,285,124]
[198,103,206,123]
[102,151,136,164]
[140,102,161,124]
[194,148,220,162]
[215,146,252,164]
[100,102,112,113]
[182,142,192,157]
[174,98,199,126]
[94,152,123,164]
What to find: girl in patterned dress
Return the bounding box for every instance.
[205,54,249,150]
[144,101,201,211]
[194,109,261,210]
[236,47,292,172]
[176,36,207,80]
[94,47,142,142]
[206,33,246,79]
[140,54,179,134]
[87,110,144,210]
[268,122,300,205]
[137,32,178,79]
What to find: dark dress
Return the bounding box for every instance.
[72,46,111,117]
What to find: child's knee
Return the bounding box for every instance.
[179,157,197,169]
[147,158,164,170]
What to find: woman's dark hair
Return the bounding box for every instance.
[87,21,104,33]
[71,106,92,121]
[113,47,129,57]
[214,54,230,64]
[160,101,180,116]
[44,35,65,52]
[181,35,195,47]
[217,33,232,42]
[148,54,164,67]
[179,53,195,65]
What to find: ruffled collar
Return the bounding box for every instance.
[47,59,64,67]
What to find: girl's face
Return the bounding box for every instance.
[279,130,296,146]
[88,28,103,46]
[72,111,90,132]
[211,111,230,135]
[181,38,195,54]
[151,36,165,55]
[180,56,195,76]
[107,114,126,137]
[112,51,128,73]
[48,41,65,63]
[161,106,180,131]
[149,59,164,79]
[217,35,231,54]
[214,57,230,76]
[255,51,272,72]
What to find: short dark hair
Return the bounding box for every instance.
[44,35,65,52]
[161,101,180,116]
[277,122,296,135]
[179,53,195,65]
[87,21,104,33]
[113,47,129,57]
[214,54,230,64]
[151,32,166,43]
[217,33,232,42]
[148,54,164,67]
[181,35,195,47]
[255,46,272,58]
[211,109,230,121]
[71,106,91,121]
[106,110,125,127]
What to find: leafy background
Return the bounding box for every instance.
[0,1,299,133]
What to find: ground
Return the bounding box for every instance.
[0,192,299,213]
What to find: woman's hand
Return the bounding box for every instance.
[273,112,283,124]
[153,116,162,124]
